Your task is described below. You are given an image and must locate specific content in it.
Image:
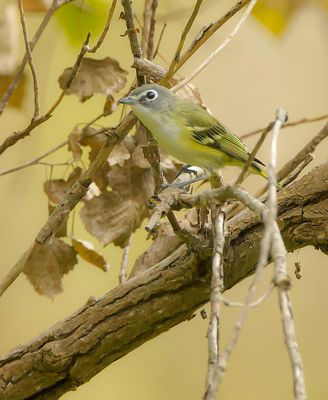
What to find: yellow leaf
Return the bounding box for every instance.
[72,238,110,271]
[253,0,299,35]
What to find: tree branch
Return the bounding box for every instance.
[18,0,40,120]
[1,162,328,399]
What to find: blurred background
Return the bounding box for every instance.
[0,0,328,398]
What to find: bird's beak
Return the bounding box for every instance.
[118,96,136,105]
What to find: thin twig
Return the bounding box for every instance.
[122,0,187,241]
[122,0,163,190]
[87,0,117,53]
[281,154,313,188]
[267,109,307,400]
[228,121,328,219]
[241,113,328,139]
[162,0,203,85]
[119,236,131,283]
[214,148,277,391]
[147,0,158,59]
[222,283,274,308]
[204,208,225,400]
[0,140,68,177]
[141,0,158,60]
[172,0,257,92]
[0,34,91,157]
[0,0,74,116]
[172,0,251,76]
[18,0,40,120]
[0,117,107,178]
[216,212,272,390]
[277,121,328,182]
[252,120,328,199]
[121,0,145,86]
[153,22,167,59]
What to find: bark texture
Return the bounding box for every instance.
[1,163,328,400]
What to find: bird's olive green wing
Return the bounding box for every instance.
[180,102,248,161]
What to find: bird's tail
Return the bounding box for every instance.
[251,158,283,191]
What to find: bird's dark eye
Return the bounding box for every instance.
[145,90,157,100]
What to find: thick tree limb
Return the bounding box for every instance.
[1,163,328,399]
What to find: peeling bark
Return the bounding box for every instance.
[1,163,328,400]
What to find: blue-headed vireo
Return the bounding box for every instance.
[119,84,272,186]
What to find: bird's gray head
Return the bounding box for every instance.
[118,84,174,112]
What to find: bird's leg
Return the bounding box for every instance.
[162,173,210,189]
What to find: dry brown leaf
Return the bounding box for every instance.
[24,239,78,297]
[58,57,128,102]
[131,144,151,169]
[81,161,154,247]
[107,161,154,201]
[80,127,105,161]
[72,238,110,271]
[80,191,148,247]
[79,127,135,166]
[103,94,117,116]
[44,167,82,205]
[80,130,110,191]
[80,130,135,189]
[107,140,131,167]
[68,128,83,162]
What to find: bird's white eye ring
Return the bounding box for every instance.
[145,90,158,100]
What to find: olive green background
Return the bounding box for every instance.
[1,1,328,399]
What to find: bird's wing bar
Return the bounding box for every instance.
[192,122,252,163]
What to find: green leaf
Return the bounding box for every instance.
[55,0,109,46]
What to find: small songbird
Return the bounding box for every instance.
[119,84,270,185]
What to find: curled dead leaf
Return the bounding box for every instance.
[24,239,78,297]
[44,167,82,205]
[72,238,110,271]
[80,191,149,247]
[58,57,128,102]
[81,160,154,247]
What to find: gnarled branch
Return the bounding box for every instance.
[0,163,328,399]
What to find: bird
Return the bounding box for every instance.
[119,83,275,188]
